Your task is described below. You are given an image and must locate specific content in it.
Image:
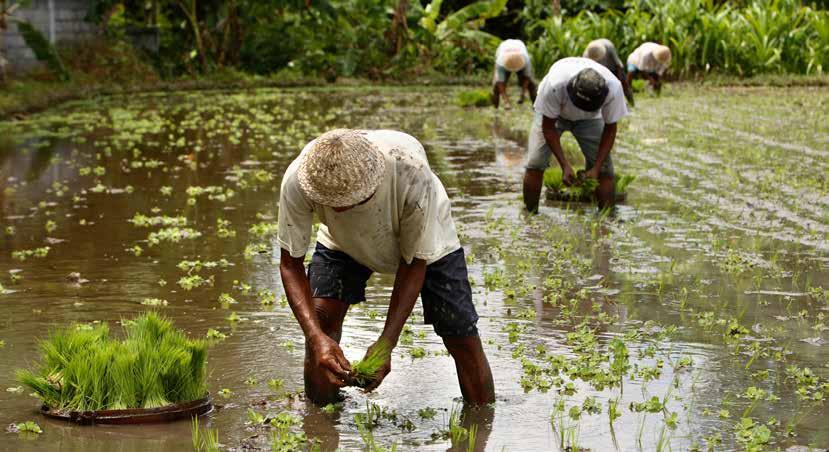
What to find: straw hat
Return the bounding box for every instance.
[503,52,526,72]
[296,129,386,208]
[654,45,672,66]
[584,41,607,61]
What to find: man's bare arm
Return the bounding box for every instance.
[542,115,575,185]
[587,122,617,178]
[361,258,427,392]
[279,248,350,385]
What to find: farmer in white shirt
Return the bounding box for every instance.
[584,38,635,106]
[492,39,536,109]
[626,42,672,94]
[523,57,629,211]
[278,129,495,405]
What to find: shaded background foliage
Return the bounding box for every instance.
[65,0,829,80]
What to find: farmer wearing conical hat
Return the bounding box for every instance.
[277,129,495,405]
[626,42,672,95]
[523,57,629,211]
[492,39,537,109]
[584,38,635,106]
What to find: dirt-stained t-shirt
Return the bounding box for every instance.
[277,130,461,274]
[627,42,669,75]
[533,57,629,124]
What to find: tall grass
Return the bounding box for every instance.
[17,312,209,412]
[528,0,829,77]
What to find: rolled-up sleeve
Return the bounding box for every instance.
[277,166,314,258]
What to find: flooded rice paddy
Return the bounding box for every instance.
[0,85,827,451]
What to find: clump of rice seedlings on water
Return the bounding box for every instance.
[16,312,209,412]
[349,341,391,388]
[456,89,492,108]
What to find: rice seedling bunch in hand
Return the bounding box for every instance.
[17,312,209,412]
[348,341,391,389]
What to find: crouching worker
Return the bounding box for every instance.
[492,39,537,109]
[523,57,629,212]
[584,38,635,106]
[626,42,671,95]
[278,129,495,406]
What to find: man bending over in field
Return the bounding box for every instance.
[584,38,635,106]
[626,42,672,95]
[278,129,495,406]
[492,39,537,109]
[523,57,629,211]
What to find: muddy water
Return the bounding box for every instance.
[0,85,827,451]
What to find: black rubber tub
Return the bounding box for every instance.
[40,395,212,425]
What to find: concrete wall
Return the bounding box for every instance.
[2,0,98,74]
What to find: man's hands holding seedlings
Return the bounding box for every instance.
[309,333,352,387]
[360,340,392,392]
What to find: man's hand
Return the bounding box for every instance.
[562,164,576,186]
[361,339,393,392]
[583,166,600,180]
[308,334,351,387]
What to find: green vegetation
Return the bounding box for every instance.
[543,167,636,201]
[349,342,391,388]
[191,416,220,452]
[16,21,70,81]
[530,0,829,78]
[17,312,209,411]
[457,89,493,107]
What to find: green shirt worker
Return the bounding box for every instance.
[523,57,629,211]
[278,129,495,406]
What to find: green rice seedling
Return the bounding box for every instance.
[17,312,209,412]
[456,89,492,108]
[191,416,220,452]
[614,174,637,195]
[349,341,391,388]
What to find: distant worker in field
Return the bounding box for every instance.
[277,129,495,406]
[583,38,635,106]
[626,42,672,95]
[492,39,537,109]
[523,57,629,211]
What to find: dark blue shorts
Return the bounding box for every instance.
[307,243,479,337]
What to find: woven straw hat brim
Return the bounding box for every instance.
[296,130,386,208]
[654,45,672,65]
[503,53,526,72]
[585,42,606,61]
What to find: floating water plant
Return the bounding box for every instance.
[17,312,209,412]
[349,342,391,388]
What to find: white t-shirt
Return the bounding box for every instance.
[627,42,669,75]
[277,130,461,274]
[495,39,530,69]
[533,57,628,124]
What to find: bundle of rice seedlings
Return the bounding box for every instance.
[17,312,209,412]
[349,342,391,388]
[543,168,637,200]
[456,89,492,108]
[614,174,637,195]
